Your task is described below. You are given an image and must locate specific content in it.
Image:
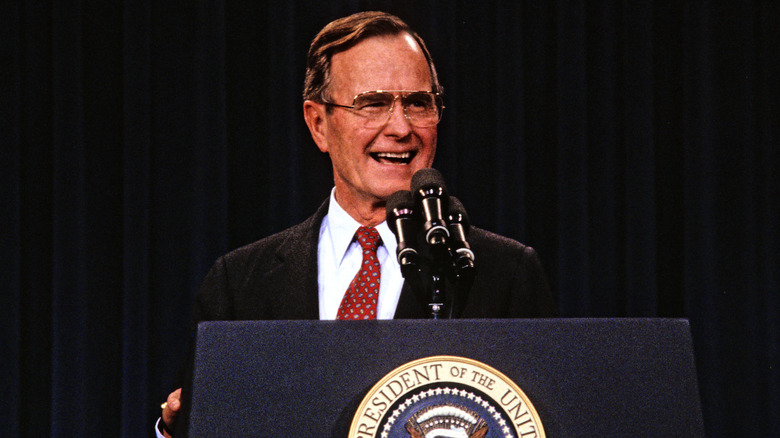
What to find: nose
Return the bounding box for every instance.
[382,95,413,136]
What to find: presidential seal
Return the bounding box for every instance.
[348,356,545,438]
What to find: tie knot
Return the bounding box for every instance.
[355,226,381,253]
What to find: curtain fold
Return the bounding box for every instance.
[121,1,152,435]
[2,1,778,436]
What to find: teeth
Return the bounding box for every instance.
[375,152,411,159]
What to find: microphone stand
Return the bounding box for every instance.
[429,273,445,319]
[427,242,450,319]
[447,255,475,319]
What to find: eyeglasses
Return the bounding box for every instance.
[322,90,444,128]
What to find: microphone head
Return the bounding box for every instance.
[410,168,448,198]
[387,189,414,211]
[448,196,471,232]
[386,190,415,223]
[385,190,421,275]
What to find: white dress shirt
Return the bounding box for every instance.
[317,188,403,320]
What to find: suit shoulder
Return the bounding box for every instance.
[222,224,299,264]
[220,202,326,267]
[465,226,557,318]
[469,226,539,259]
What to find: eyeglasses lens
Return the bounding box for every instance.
[353,92,441,128]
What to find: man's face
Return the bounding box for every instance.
[307,33,438,209]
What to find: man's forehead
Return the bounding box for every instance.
[334,33,422,63]
[329,34,430,93]
[398,33,423,54]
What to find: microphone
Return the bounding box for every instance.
[410,168,450,248]
[386,190,421,278]
[447,196,475,318]
[447,196,475,273]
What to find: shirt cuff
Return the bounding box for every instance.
[154,417,168,438]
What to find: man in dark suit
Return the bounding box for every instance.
[157,11,556,437]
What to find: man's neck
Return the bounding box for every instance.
[333,187,386,227]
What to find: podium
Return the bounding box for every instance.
[179,319,704,437]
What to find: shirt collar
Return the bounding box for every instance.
[324,188,398,268]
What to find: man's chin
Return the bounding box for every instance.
[375,165,426,188]
[379,179,416,199]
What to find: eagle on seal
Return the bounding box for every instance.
[404,404,488,438]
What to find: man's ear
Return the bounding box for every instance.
[303,100,329,153]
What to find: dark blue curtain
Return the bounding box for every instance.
[2,1,778,436]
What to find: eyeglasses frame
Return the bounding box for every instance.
[320,90,444,127]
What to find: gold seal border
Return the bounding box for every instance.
[347,355,546,438]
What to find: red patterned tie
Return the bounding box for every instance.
[337,226,382,320]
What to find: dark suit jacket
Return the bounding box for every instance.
[191,199,557,326]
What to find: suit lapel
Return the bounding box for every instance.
[264,200,329,320]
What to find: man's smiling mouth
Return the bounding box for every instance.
[370,151,416,165]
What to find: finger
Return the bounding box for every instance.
[167,388,182,411]
[161,388,183,428]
